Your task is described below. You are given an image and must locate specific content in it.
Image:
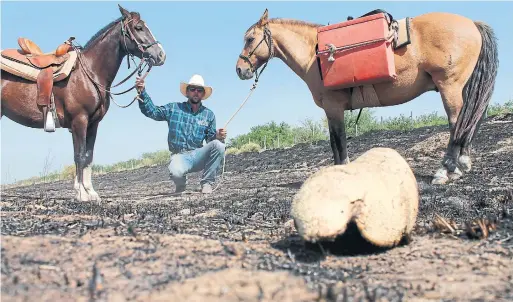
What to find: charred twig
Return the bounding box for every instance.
[465,218,497,240]
[88,262,103,301]
[433,213,457,234]
[39,265,61,271]
[287,248,296,263]
[497,234,513,244]
[257,281,264,301]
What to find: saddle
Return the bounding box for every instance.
[1,37,76,132]
[348,9,394,25]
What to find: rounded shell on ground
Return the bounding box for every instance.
[291,147,419,248]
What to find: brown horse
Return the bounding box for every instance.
[235,9,498,184]
[1,5,166,201]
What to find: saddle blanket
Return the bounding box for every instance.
[0,50,77,82]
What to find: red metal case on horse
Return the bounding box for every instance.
[316,13,397,89]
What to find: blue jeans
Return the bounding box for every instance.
[168,140,225,187]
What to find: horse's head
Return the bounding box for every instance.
[118,5,166,66]
[236,9,274,80]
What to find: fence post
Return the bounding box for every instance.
[355,124,359,137]
[410,111,414,129]
[278,134,280,148]
[264,136,267,150]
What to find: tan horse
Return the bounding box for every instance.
[235,9,498,184]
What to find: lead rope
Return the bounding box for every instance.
[208,27,274,193]
[210,81,259,192]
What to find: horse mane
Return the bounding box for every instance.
[83,16,123,49]
[246,18,323,33]
[269,18,324,28]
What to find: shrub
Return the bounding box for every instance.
[60,165,76,180]
[239,142,261,153]
[226,147,240,155]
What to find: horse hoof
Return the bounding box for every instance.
[74,193,91,202]
[458,155,472,172]
[432,176,448,185]
[432,168,449,185]
[88,191,101,202]
[75,188,91,202]
[448,167,463,180]
[342,157,350,164]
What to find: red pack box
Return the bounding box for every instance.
[316,13,397,89]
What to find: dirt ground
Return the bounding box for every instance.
[2,114,512,301]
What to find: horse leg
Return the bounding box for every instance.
[71,114,91,201]
[326,113,349,165]
[432,85,464,184]
[457,98,488,173]
[82,120,101,201]
[458,144,472,172]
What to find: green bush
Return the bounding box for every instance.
[60,164,76,180]
[226,147,240,155]
[239,142,261,153]
[141,149,171,166]
[487,100,513,117]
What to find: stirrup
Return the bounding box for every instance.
[44,110,55,132]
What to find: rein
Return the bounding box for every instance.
[72,17,158,108]
[210,25,278,193]
[210,80,260,193]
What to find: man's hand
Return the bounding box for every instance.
[216,128,227,140]
[135,76,145,94]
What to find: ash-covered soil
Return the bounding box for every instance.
[2,114,512,301]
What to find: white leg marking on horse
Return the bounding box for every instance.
[83,165,100,201]
[74,175,79,191]
[432,167,449,185]
[73,168,95,202]
[458,155,472,172]
[74,180,90,202]
[448,167,463,180]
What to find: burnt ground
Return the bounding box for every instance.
[1,114,513,301]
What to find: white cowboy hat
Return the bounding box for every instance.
[180,74,213,100]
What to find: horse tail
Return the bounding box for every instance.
[453,21,499,148]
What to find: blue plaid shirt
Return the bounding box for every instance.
[138,89,217,153]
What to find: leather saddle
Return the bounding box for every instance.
[1,37,76,132]
[1,37,75,106]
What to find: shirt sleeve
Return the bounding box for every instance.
[138,89,170,121]
[205,113,217,143]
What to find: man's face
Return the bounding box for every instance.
[186,85,205,104]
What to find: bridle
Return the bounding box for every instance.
[120,17,160,67]
[71,16,161,108]
[238,24,274,83]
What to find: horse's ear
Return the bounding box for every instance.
[118,4,131,18]
[257,8,269,27]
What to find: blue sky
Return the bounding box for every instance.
[1,1,512,183]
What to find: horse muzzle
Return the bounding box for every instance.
[236,66,254,80]
[144,50,166,66]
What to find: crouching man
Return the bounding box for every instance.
[135,74,226,194]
